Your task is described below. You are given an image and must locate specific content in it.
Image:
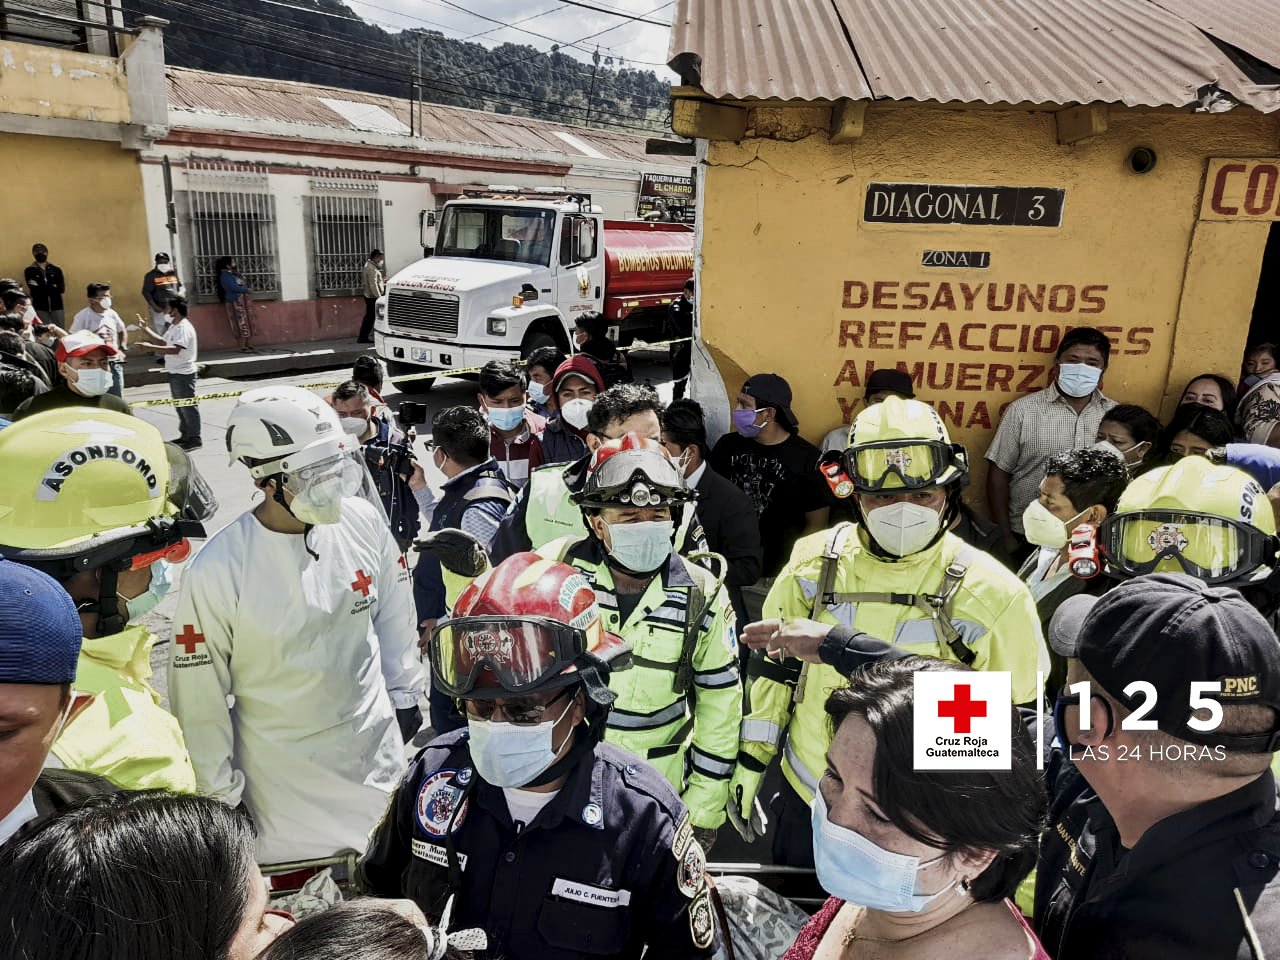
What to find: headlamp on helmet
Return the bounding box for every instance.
[573,433,695,511]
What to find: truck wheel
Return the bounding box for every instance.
[521,331,558,357]
[387,361,434,394]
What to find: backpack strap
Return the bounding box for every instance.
[792,523,856,705]
[820,540,979,666]
[673,552,725,695]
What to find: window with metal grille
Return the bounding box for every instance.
[183,189,280,304]
[0,0,120,54]
[308,193,385,297]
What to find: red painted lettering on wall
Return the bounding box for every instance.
[1211,163,1247,216]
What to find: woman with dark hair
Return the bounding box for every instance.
[1180,372,1237,421]
[1158,402,1236,462]
[783,657,1048,960]
[216,255,257,353]
[259,901,478,960]
[1095,403,1161,474]
[0,791,292,960]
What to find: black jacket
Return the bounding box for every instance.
[692,465,761,590]
[1035,758,1280,959]
[355,729,718,960]
[23,262,65,312]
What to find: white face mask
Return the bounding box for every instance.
[1022,500,1088,550]
[467,696,574,787]
[157,264,173,274]
[70,366,112,397]
[98,296,113,310]
[1056,362,1102,398]
[560,397,593,430]
[864,501,942,557]
[339,416,369,438]
[599,518,675,573]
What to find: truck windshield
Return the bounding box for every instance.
[436,205,556,266]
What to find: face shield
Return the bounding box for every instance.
[430,616,593,698]
[844,440,968,492]
[265,438,387,528]
[1100,510,1278,584]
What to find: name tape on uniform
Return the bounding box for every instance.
[412,838,468,871]
[551,878,632,908]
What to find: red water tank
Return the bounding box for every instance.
[602,220,694,299]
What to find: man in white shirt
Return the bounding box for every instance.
[0,559,113,848]
[134,297,200,449]
[168,386,424,865]
[69,282,127,398]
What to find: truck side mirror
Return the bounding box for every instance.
[578,225,596,261]
[520,283,539,302]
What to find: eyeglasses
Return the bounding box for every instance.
[463,688,570,726]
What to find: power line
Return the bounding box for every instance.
[555,0,670,27]
[134,0,666,132]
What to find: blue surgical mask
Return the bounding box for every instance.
[528,381,548,404]
[1056,363,1103,398]
[811,790,960,913]
[601,519,674,573]
[486,404,526,432]
[467,697,573,787]
[125,560,172,621]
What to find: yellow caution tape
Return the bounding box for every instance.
[132,337,694,409]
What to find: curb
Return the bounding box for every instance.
[124,342,370,387]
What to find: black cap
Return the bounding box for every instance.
[743,373,798,430]
[155,252,170,261]
[1048,573,1280,752]
[865,368,915,400]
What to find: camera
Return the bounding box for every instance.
[398,401,429,427]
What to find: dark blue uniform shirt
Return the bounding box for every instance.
[357,728,717,960]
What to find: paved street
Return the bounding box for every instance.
[135,349,676,707]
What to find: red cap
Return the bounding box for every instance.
[55,330,117,362]
[552,355,604,394]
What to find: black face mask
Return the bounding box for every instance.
[34,253,47,263]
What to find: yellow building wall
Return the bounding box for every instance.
[0,138,150,324]
[0,42,129,124]
[700,104,1279,506]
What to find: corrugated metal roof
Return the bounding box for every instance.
[668,0,871,101]
[668,0,1280,111]
[165,68,685,166]
[1148,0,1280,73]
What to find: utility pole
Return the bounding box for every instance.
[585,45,601,127]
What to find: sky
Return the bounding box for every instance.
[348,0,679,78]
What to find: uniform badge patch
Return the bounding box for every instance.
[723,618,738,657]
[1147,523,1189,555]
[581,802,603,826]
[415,770,468,838]
[689,891,715,949]
[677,837,706,898]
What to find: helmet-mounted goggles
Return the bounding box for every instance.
[573,447,695,511]
[843,439,968,493]
[1099,510,1279,584]
[430,615,593,699]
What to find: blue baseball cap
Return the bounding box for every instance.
[0,558,82,684]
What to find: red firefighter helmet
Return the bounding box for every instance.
[430,552,629,699]
[572,432,695,511]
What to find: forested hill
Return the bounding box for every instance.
[124,0,670,132]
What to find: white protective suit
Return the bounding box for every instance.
[168,497,423,864]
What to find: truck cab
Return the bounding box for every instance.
[375,192,605,389]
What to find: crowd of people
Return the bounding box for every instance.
[3,315,1280,960]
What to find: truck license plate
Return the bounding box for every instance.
[411,347,432,362]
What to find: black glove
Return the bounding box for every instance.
[396,705,423,743]
[414,528,488,577]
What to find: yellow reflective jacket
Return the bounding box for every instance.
[541,536,741,828]
[735,524,1046,805]
[52,625,198,793]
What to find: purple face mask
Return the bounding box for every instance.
[733,408,764,438]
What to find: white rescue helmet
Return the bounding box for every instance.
[226,385,351,478]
